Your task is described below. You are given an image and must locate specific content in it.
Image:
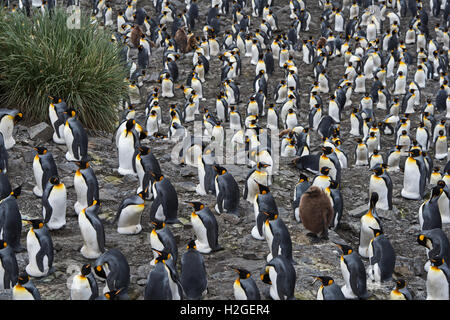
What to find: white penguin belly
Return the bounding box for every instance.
[438,195,450,223]
[117,204,144,234]
[33,157,44,197]
[13,286,35,300]
[268,266,281,300]
[45,185,67,230]
[26,230,49,277]
[264,222,274,262]
[64,124,76,161]
[165,265,181,300]
[74,173,88,214]
[0,117,15,149]
[427,269,449,300]
[78,211,102,259]
[369,178,389,210]
[150,230,165,265]
[234,280,248,300]
[0,260,5,289]
[196,162,207,196]
[359,215,379,258]
[71,276,92,300]
[117,132,136,176]
[340,258,358,299]
[192,214,211,253]
[401,159,421,199]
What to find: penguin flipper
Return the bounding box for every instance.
[86,212,106,253]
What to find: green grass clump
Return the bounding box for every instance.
[0,8,128,132]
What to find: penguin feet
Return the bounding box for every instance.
[118,167,137,176]
[80,246,103,259]
[251,226,265,240]
[33,186,43,198]
[306,232,322,244]
[117,224,142,235]
[52,133,65,145]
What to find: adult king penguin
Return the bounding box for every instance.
[78,201,105,259]
[48,95,68,144]
[233,268,261,300]
[70,263,99,300]
[24,219,54,278]
[74,160,99,215]
[115,191,146,235]
[94,249,130,299]
[188,201,221,254]
[0,240,18,289]
[366,227,396,283]
[213,165,240,215]
[149,219,178,267]
[63,109,89,162]
[359,192,382,258]
[260,255,296,300]
[335,242,369,300]
[42,176,67,230]
[32,146,58,198]
[149,171,179,224]
[312,275,346,300]
[401,149,427,200]
[12,272,41,300]
[180,240,208,300]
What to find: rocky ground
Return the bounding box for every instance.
[1,0,449,300]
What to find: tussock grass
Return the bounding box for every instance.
[0,8,128,132]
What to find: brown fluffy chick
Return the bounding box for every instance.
[174,26,188,53]
[298,186,334,241]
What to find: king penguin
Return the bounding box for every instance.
[418,186,443,231]
[369,164,393,211]
[0,186,24,253]
[70,263,99,300]
[253,182,279,241]
[78,201,105,259]
[188,201,221,254]
[390,279,413,300]
[366,227,396,283]
[417,228,450,272]
[262,210,295,265]
[94,248,130,299]
[114,191,146,235]
[213,165,240,215]
[401,149,427,200]
[0,239,18,289]
[334,242,369,300]
[23,218,54,278]
[243,162,271,204]
[12,272,41,300]
[63,109,89,162]
[233,268,261,300]
[260,255,296,300]
[292,174,311,222]
[32,146,58,198]
[42,175,67,230]
[149,219,178,267]
[299,186,334,242]
[117,119,141,176]
[48,96,68,144]
[144,248,183,300]
[359,192,382,258]
[312,275,346,300]
[133,145,161,198]
[180,239,208,300]
[74,160,99,215]
[426,255,450,300]
[0,109,22,150]
[149,172,179,224]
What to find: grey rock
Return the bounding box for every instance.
[27,122,53,142]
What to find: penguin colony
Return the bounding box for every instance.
[0,0,450,301]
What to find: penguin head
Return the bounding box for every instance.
[321,146,333,155]
[213,165,227,176]
[234,268,251,280]
[320,166,331,176]
[150,219,166,230]
[34,146,48,155]
[24,219,44,230]
[48,95,63,104]
[49,175,61,185]
[17,272,30,286]
[186,239,197,250]
[186,201,205,211]
[430,255,446,268]
[299,174,308,183]
[104,289,124,300]
[369,226,383,238]
[334,242,354,256]
[394,279,407,290]
[431,185,443,199]
[14,112,23,123]
[10,185,21,199]
[372,164,383,176]
[256,162,270,170]
[0,239,7,249]
[151,171,164,182]
[153,248,172,264]
[81,264,92,277]
[94,263,107,279]
[260,267,272,284]
[313,276,335,286]
[75,160,90,169]
[437,180,446,189]
[409,148,421,158]
[137,146,150,156]
[256,181,270,195]
[417,234,432,248]
[263,211,277,221]
[64,108,77,118]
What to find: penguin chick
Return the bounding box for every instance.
[298,186,334,241]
